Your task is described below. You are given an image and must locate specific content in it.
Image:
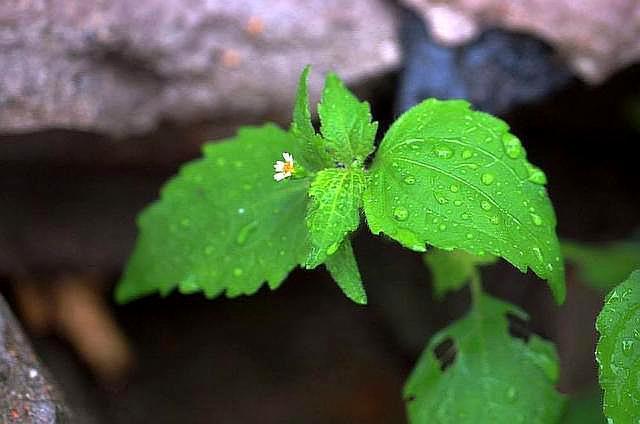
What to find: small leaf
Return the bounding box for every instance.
[424,248,497,299]
[364,99,565,303]
[596,269,640,422]
[305,167,366,268]
[325,240,367,304]
[318,72,378,165]
[116,124,310,303]
[563,240,640,290]
[404,294,565,423]
[290,66,331,171]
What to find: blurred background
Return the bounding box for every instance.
[1,0,639,422]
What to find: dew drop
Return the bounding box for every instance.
[466,233,474,239]
[461,212,470,220]
[527,166,548,185]
[481,173,495,185]
[238,207,246,214]
[438,224,447,231]
[532,247,544,262]
[233,267,244,277]
[450,184,459,193]
[453,200,463,206]
[236,221,258,245]
[326,242,340,255]
[480,201,492,211]
[404,176,416,185]
[622,339,635,356]
[434,145,454,159]
[502,134,522,159]
[393,206,409,221]
[461,149,473,159]
[530,213,543,226]
[434,193,448,205]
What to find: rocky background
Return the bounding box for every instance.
[1,0,639,423]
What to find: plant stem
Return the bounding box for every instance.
[470,269,483,308]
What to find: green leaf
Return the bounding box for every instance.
[116,124,310,303]
[364,99,565,303]
[318,72,378,165]
[424,248,497,299]
[563,240,640,290]
[305,167,366,268]
[290,66,331,171]
[324,240,367,304]
[404,294,565,423]
[596,269,640,422]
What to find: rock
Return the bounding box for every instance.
[400,0,640,83]
[396,9,572,115]
[0,295,73,423]
[0,0,399,137]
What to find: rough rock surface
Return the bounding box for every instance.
[0,0,399,137]
[0,295,72,423]
[401,0,640,83]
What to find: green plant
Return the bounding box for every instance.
[596,269,640,423]
[116,67,576,422]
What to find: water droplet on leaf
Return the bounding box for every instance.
[530,213,543,226]
[481,201,492,211]
[393,206,409,221]
[527,165,548,185]
[236,221,258,245]
[502,134,522,159]
[326,242,340,255]
[434,145,454,159]
[404,176,416,185]
[481,173,495,185]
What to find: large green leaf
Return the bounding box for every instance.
[290,66,331,171]
[318,72,378,165]
[116,124,310,302]
[424,248,497,299]
[563,240,640,290]
[324,240,367,304]
[404,294,565,423]
[596,269,640,422]
[364,99,565,303]
[304,167,366,268]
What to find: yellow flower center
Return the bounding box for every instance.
[283,161,294,174]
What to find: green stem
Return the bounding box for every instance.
[469,269,483,308]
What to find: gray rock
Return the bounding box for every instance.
[0,0,399,137]
[400,0,640,83]
[0,295,73,423]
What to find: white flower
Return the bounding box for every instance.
[273,152,295,181]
